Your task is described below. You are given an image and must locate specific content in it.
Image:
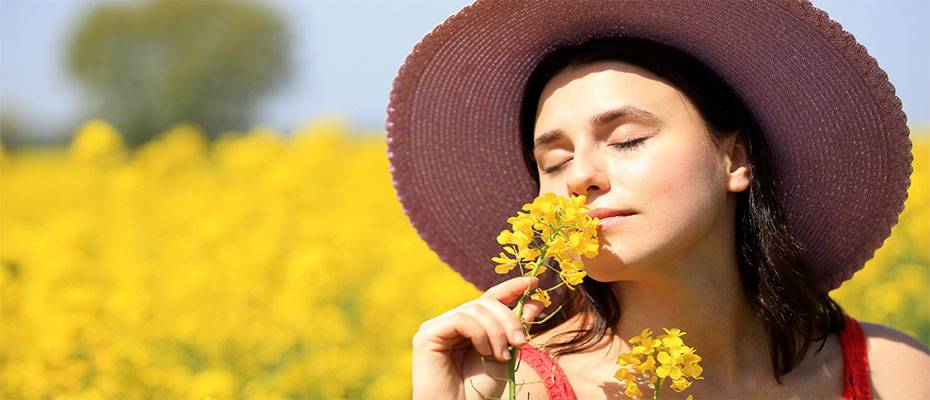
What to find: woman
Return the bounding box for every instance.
[387,1,928,399]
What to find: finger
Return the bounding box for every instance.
[416,308,495,357]
[448,311,496,359]
[481,276,539,305]
[463,302,512,361]
[476,298,529,346]
[521,298,546,326]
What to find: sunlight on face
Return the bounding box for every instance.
[532,61,735,283]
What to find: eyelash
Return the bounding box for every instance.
[542,137,648,175]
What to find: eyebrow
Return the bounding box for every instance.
[533,105,662,150]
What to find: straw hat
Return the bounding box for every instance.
[385,0,913,293]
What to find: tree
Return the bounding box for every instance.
[67,0,291,147]
[1,104,28,149]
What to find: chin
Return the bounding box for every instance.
[581,235,666,283]
[580,242,629,282]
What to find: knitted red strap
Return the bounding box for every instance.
[840,314,872,400]
[517,343,577,400]
[517,316,870,399]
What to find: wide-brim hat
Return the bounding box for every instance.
[385,0,913,294]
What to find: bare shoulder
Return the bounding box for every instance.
[859,321,930,399]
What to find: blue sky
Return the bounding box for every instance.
[1,0,928,140]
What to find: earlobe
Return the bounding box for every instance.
[723,134,751,193]
[727,165,750,193]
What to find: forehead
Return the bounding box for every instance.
[535,60,684,127]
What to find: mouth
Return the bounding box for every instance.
[595,214,635,232]
[586,208,637,232]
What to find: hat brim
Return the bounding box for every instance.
[386,0,912,293]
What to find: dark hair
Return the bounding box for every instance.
[519,37,847,384]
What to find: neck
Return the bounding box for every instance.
[608,272,771,385]
[606,204,773,386]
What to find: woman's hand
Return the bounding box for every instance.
[412,276,547,400]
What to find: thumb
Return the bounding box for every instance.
[481,276,539,305]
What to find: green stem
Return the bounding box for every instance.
[507,214,569,399]
[528,304,563,325]
[544,281,565,292]
[653,376,664,400]
[508,248,549,400]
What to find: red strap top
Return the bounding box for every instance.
[517,314,871,399]
[840,314,872,399]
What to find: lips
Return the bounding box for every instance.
[586,208,637,232]
[586,208,636,220]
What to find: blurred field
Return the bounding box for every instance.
[1,120,927,398]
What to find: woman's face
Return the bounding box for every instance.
[532,60,748,282]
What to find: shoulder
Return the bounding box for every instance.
[858,321,930,399]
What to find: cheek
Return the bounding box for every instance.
[582,138,726,280]
[651,145,718,218]
[613,137,722,249]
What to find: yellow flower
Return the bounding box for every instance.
[523,261,545,277]
[496,229,532,249]
[682,363,704,379]
[546,237,569,259]
[559,269,586,288]
[636,355,656,375]
[556,258,587,287]
[579,239,600,258]
[492,251,518,274]
[629,328,663,355]
[491,191,601,400]
[670,377,692,392]
[0,119,924,399]
[530,288,551,307]
[616,353,642,367]
[615,327,703,399]
[656,350,683,379]
[659,328,686,349]
[522,193,559,224]
[624,380,644,398]
[532,221,554,238]
[69,119,125,163]
[680,346,704,379]
[516,246,541,261]
[496,193,598,291]
[629,328,652,343]
[614,367,634,381]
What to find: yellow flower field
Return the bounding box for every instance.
[1,119,927,398]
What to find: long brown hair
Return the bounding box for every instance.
[518,37,846,383]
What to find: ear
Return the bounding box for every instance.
[720,133,750,193]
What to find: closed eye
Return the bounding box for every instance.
[542,137,648,175]
[611,137,647,151]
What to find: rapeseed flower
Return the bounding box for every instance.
[530,288,551,307]
[1,119,923,398]
[615,327,703,400]
[487,192,599,400]
[493,192,599,290]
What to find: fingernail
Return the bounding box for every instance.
[502,350,511,360]
[513,331,526,343]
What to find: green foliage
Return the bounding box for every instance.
[67,0,291,147]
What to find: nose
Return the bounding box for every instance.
[566,148,610,198]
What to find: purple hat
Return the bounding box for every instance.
[385,0,913,293]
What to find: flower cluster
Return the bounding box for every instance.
[615,328,704,399]
[492,193,600,306]
[486,193,600,400]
